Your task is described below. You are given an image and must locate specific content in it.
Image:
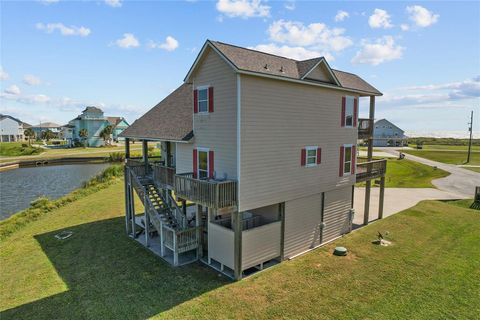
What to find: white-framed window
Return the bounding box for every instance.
[197,147,209,179]
[306,146,318,167]
[343,144,353,175]
[197,87,209,113]
[345,96,354,127]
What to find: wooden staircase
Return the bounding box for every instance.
[128,168,200,266]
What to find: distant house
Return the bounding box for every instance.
[372,119,406,147]
[66,106,129,147]
[30,122,62,139]
[0,114,30,142]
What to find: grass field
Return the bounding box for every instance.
[1,181,479,319]
[0,142,42,157]
[403,149,480,166]
[358,158,449,188]
[421,144,480,151]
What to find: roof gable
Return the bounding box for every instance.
[374,119,404,133]
[185,40,381,96]
[300,58,340,85]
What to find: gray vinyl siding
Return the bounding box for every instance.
[284,193,323,258]
[322,186,352,243]
[175,142,193,174]
[192,48,237,180]
[239,74,357,211]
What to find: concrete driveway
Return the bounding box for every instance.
[353,187,461,227]
[381,148,480,198]
[353,147,479,227]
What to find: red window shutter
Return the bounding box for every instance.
[193,148,198,178]
[301,148,306,166]
[353,98,358,127]
[208,150,214,179]
[351,146,356,174]
[341,97,346,127]
[193,90,198,113]
[208,87,214,113]
[316,147,322,164]
[339,146,344,177]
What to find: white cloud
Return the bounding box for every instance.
[4,85,21,95]
[114,33,140,49]
[334,10,349,22]
[400,24,409,31]
[352,36,404,65]
[368,9,393,29]
[284,0,295,11]
[268,20,353,52]
[406,5,439,27]
[0,66,9,81]
[36,23,91,37]
[39,0,59,5]
[105,0,122,7]
[148,36,179,51]
[216,0,270,18]
[249,43,334,61]
[23,74,42,86]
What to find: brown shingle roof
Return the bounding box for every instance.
[119,83,193,141]
[209,41,382,96]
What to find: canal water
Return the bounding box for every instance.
[0,163,110,220]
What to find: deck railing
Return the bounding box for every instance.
[356,159,387,182]
[358,118,373,139]
[152,164,176,189]
[174,173,237,209]
[163,226,200,254]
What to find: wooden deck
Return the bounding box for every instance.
[356,159,387,182]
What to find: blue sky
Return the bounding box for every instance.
[1,0,479,137]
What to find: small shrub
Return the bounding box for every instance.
[108,152,125,162]
[30,197,50,209]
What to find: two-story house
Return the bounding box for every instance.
[120,40,386,280]
[0,114,30,142]
[372,119,406,147]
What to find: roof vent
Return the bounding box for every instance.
[264,64,269,70]
[279,66,284,73]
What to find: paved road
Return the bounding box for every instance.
[353,147,479,227]
[380,148,480,198]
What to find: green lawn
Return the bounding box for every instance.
[464,167,480,173]
[421,144,480,151]
[403,149,480,166]
[1,181,479,319]
[0,142,42,157]
[358,158,450,188]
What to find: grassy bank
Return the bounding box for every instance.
[0,165,124,241]
[358,158,449,188]
[0,142,42,157]
[1,180,478,319]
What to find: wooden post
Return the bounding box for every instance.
[195,204,202,259]
[144,193,150,247]
[166,141,172,167]
[279,203,285,261]
[364,95,375,226]
[142,140,149,174]
[173,231,179,266]
[233,211,243,280]
[378,176,385,219]
[320,192,325,243]
[130,172,136,237]
[124,166,131,235]
[125,137,130,159]
[160,224,165,257]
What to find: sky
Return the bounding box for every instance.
[1,0,479,137]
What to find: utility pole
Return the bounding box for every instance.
[467,110,473,163]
